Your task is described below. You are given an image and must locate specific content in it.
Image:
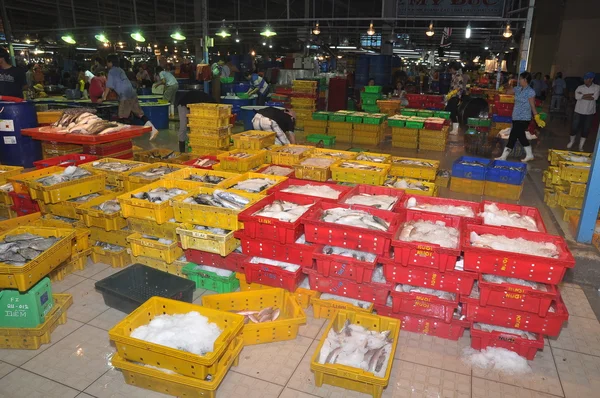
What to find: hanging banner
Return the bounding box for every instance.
[397,0,506,17]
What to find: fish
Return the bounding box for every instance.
[318,294,373,309]
[481,274,547,291]
[343,193,398,210]
[281,184,341,199]
[183,190,250,209]
[491,164,523,172]
[187,173,227,184]
[229,152,252,159]
[300,157,336,167]
[192,158,219,168]
[91,161,142,173]
[129,166,179,179]
[356,154,388,163]
[320,207,390,231]
[405,197,475,217]
[275,146,311,155]
[234,306,281,324]
[479,203,539,231]
[473,323,538,340]
[470,231,559,258]
[148,150,177,160]
[253,200,313,222]
[386,178,430,191]
[248,257,301,272]
[0,233,59,265]
[393,159,434,168]
[259,165,292,176]
[398,219,459,249]
[69,192,102,203]
[339,162,383,172]
[459,160,487,167]
[131,187,187,204]
[0,182,13,192]
[231,178,277,193]
[36,166,92,186]
[95,241,125,252]
[395,284,457,300]
[323,245,377,262]
[92,199,121,214]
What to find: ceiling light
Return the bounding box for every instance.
[130,31,146,42]
[337,55,342,59]
[262,41,267,46]
[426,21,434,37]
[260,24,277,37]
[484,38,490,50]
[61,34,76,44]
[465,23,471,39]
[509,38,517,50]
[367,21,375,36]
[103,42,109,48]
[251,50,256,56]
[269,43,273,49]
[154,44,158,48]
[503,23,512,38]
[217,22,231,38]
[95,33,109,43]
[313,22,321,35]
[171,31,186,41]
[235,30,240,43]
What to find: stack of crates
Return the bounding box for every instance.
[291,80,318,129]
[419,118,449,152]
[327,111,355,143]
[544,149,591,221]
[377,99,401,116]
[0,165,24,219]
[464,117,494,157]
[389,115,417,148]
[450,156,491,196]
[186,103,233,154]
[41,142,82,159]
[484,160,528,200]
[82,139,134,160]
[352,113,388,146]
[386,156,440,196]
[360,86,383,113]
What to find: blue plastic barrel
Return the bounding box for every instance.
[355,55,370,86]
[137,87,152,95]
[0,101,41,167]
[139,103,169,129]
[221,97,255,117]
[370,55,392,86]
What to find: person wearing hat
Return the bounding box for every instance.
[252,106,296,144]
[0,48,26,98]
[568,72,600,150]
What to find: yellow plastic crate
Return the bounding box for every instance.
[231,130,276,150]
[293,287,321,309]
[0,189,13,206]
[67,248,92,271]
[385,177,438,197]
[0,212,42,233]
[355,152,392,164]
[91,245,131,268]
[450,177,485,195]
[134,148,179,164]
[293,80,317,88]
[392,135,419,143]
[0,226,75,291]
[331,160,390,185]
[176,224,239,256]
[547,166,562,185]
[312,148,358,160]
[497,94,515,103]
[328,121,353,132]
[557,189,584,209]
[334,134,353,143]
[188,146,228,157]
[548,149,591,166]
[127,233,183,263]
[36,195,91,219]
[303,120,328,129]
[236,272,271,291]
[172,186,262,230]
[392,141,418,149]
[24,166,106,204]
[311,311,400,398]
[419,136,448,146]
[561,206,581,222]
[76,192,128,231]
[36,110,63,125]
[109,296,245,379]
[311,296,374,319]
[188,124,232,137]
[90,226,132,247]
[202,288,306,345]
[390,157,439,180]
[562,181,587,197]
[110,335,243,398]
[8,167,60,194]
[219,172,288,195]
[0,203,15,219]
[187,103,232,117]
[121,162,188,191]
[419,143,447,152]
[294,157,340,182]
[188,115,231,128]
[269,145,315,166]
[131,254,187,277]
[127,218,182,241]
[0,294,72,350]
[80,158,148,186]
[164,167,238,187]
[0,165,24,184]
[419,128,448,140]
[544,188,558,208]
[558,161,590,183]
[484,181,524,201]
[188,134,231,150]
[216,149,267,172]
[118,180,201,224]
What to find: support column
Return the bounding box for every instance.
[381,0,396,56]
[519,0,536,73]
[0,0,15,66]
[576,124,600,243]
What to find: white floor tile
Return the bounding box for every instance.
[549,315,600,357]
[51,274,87,293]
[64,279,109,323]
[0,368,79,398]
[218,370,283,397]
[84,368,170,398]
[0,361,15,379]
[73,261,110,279]
[552,347,600,398]
[87,308,127,331]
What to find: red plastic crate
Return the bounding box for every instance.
[33,154,99,169]
[379,256,477,295]
[238,192,321,244]
[423,122,445,130]
[426,95,444,103]
[83,139,133,156]
[304,267,392,305]
[275,87,293,95]
[477,276,558,316]
[479,201,547,233]
[8,192,40,212]
[401,195,481,225]
[268,178,351,202]
[494,102,514,117]
[460,292,569,337]
[183,155,218,169]
[389,287,459,323]
[425,102,445,110]
[235,231,315,268]
[303,202,400,255]
[107,149,134,160]
[339,184,405,213]
[183,248,247,273]
[11,206,40,217]
[391,211,462,272]
[374,306,469,341]
[243,257,304,291]
[255,164,295,177]
[407,101,425,109]
[312,245,377,284]
[470,323,544,360]
[462,224,575,284]
[406,94,427,102]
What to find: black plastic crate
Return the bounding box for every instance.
[94,264,196,313]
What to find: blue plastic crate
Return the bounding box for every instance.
[452,156,492,181]
[492,114,512,124]
[486,160,527,185]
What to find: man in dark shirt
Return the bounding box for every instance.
[253,107,296,144]
[176,90,215,152]
[0,48,26,99]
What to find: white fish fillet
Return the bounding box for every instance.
[281,184,341,199]
[406,197,475,217]
[398,220,459,249]
[344,193,398,210]
[470,231,559,258]
[480,203,539,231]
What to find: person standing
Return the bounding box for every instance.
[25,64,35,88]
[175,90,215,153]
[551,72,566,111]
[91,57,104,75]
[252,107,296,145]
[0,48,26,98]
[531,72,548,101]
[445,62,465,135]
[244,70,269,105]
[155,66,179,105]
[210,58,229,103]
[100,54,158,140]
[136,65,152,88]
[568,72,600,150]
[496,72,546,162]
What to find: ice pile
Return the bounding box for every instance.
[300,157,336,167]
[344,193,399,210]
[388,178,431,192]
[253,200,313,222]
[141,235,174,245]
[321,207,390,231]
[231,178,277,193]
[480,203,539,231]
[470,231,559,258]
[462,347,532,374]
[130,312,223,355]
[193,225,230,235]
[249,257,301,272]
[371,266,387,284]
[395,284,456,301]
[322,246,377,262]
[319,293,372,309]
[398,220,459,249]
[281,184,341,199]
[259,165,293,176]
[191,264,233,277]
[481,274,547,291]
[473,323,538,340]
[405,197,475,217]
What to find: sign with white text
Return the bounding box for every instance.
[397,0,505,17]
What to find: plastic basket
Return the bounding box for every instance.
[450,177,485,195]
[188,124,232,137]
[401,195,480,224]
[0,212,41,233]
[310,310,399,398]
[109,296,244,379]
[32,154,98,170]
[558,161,590,183]
[23,166,105,204]
[80,158,148,187]
[452,156,491,180]
[311,296,374,319]
[120,162,188,192]
[134,148,180,164]
[306,134,336,147]
[236,231,316,268]
[0,226,75,291]
[312,245,377,284]
[231,130,276,150]
[130,254,187,277]
[243,257,305,292]
[331,160,390,185]
[479,201,547,233]
[127,218,182,241]
[187,115,231,128]
[202,288,306,345]
[390,157,439,180]
[375,307,469,341]
[388,118,406,128]
[0,277,54,328]
[0,165,24,184]
[0,294,72,350]
[340,184,405,213]
[269,178,351,202]
[182,262,239,293]
[293,157,340,182]
[118,179,201,224]
[91,245,132,268]
[389,287,459,323]
[484,181,524,201]
[303,202,400,255]
[76,192,128,231]
[219,172,288,195]
[216,149,267,172]
[462,224,575,284]
[127,233,183,263]
[312,111,332,121]
[562,181,587,197]
[164,167,238,188]
[88,225,129,247]
[236,271,270,290]
[548,149,591,166]
[486,160,527,185]
[110,336,242,398]
[8,192,39,212]
[470,323,544,360]
[183,155,220,170]
[293,283,321,309]
[188,134,230,150]
[269,145,314,166]
[82,139,133,156]
[176,224,239,256]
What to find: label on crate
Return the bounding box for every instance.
[423,322,431,334]
[498,334,516,343]
[500,257,510,271]
[514,314,523,329]
[504,292,523,300]
[257,217,273,224]
[139,239,159,248]
[190,231,210,239]
[430,273,438,287]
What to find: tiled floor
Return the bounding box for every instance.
[0,259,598,398]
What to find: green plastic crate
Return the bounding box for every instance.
[434,111,451,119]
[330,113,348,122]
[363,86,382,93]
[347,115,364,123]
[312,112,331,121]
[182,263,240,293]
[306,134,336,147]
[388,119,406,127]
[467,117,480,126]
[0,277,54,328]
[401,108,418,116]
[417,110,434,117]
[478,118,492,127]
[406,121,424,129]
[362,98,378,105]
[363,115,386,124]
[362,105,380,113]
[220,77,234,83]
